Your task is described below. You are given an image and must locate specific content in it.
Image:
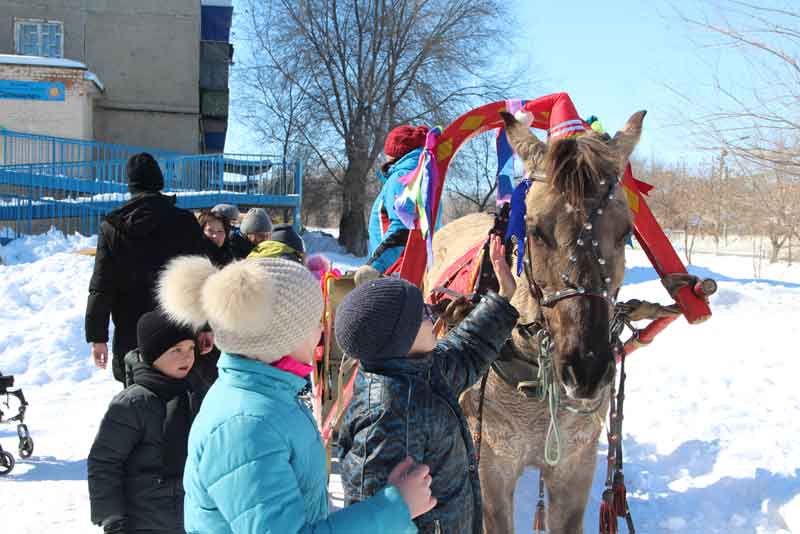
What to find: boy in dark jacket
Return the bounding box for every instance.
[336,235,519,534]
[88,311,198,533]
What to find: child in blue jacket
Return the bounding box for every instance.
[157,256,435,533]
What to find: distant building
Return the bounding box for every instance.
[0,0,233,154]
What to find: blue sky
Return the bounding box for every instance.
[225,0,755,167]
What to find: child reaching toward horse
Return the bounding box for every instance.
[156,255,434,533]
[336,235,519,534]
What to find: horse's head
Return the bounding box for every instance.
[500,110,646,400]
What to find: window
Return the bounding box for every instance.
[14,19,63,58]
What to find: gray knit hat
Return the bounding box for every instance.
[241,208,273,235]
[211,204,240,224]
[334,277,424,362]
[157,256,323,362]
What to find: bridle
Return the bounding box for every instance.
[521,174,621,319]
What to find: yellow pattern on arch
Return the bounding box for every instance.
[459,115,485,131]
[437,138,454,160]
[623,185,640,213]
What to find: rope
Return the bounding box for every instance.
[535,329,563,467]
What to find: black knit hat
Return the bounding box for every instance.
[137,311,196,365]
[334,277,424,362]
[127,153,165,194]
[272,224,305,254]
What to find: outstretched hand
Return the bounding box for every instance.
[489,235,516,300]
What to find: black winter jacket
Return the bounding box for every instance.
[338,292,519,534]
[88,364,199,533]
[227,229,254,259]
[84,193,210,381]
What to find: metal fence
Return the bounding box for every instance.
[0,130,303,238]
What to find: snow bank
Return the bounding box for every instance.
[0,229,95,266]
[1,230,799,532]
[0,231,99,386]
[303,228,365,272]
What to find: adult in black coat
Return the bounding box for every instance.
[84,153,211,383]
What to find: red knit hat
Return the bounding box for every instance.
[384,125,430,159]
[522,93,588,140]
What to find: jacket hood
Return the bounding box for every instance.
[377,148,423,185]
[105,193,179,238]
[247,240,301,261]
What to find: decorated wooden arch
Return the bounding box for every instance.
[392,94,711,329]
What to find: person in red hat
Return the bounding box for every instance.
[358,125,430,284]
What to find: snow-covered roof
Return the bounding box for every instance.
[84,71,104,92]
[201,0,233,6]
[0,54,104,91]
[0,54,87,69]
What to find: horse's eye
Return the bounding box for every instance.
[530,228,546,246]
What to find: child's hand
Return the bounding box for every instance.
[490,235,516,300]
[197,331,215,355]
[388,456,437,519]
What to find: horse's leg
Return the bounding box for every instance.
[479,441,523,534]
[462,385,523,534]
[544,443,598,534]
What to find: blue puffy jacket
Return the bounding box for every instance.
[183,353,416,534]
[367,149,423,273]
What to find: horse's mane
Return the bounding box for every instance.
[544,134,617,208]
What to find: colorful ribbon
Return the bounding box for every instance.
[394,126,442,267]
[504,178,532,275]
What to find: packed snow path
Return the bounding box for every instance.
[1,231,798,533]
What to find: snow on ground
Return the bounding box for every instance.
[1,229,799,533]
[303,227,364,272]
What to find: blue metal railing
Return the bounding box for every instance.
[0,130,303,238]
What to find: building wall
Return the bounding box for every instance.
[0,64,99,141]
[0,0,200,153]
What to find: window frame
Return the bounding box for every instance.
[13,18,64,58]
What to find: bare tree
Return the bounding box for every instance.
[444,131,500,216]
[675,2,800,170]
[237,0,522,254]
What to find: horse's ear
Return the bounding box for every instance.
[500,111,545,171]
[610,110,646,173]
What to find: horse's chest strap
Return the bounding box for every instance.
[492,340,542,398]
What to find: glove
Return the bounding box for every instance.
[102,515,126,534]
[354,264,381,286]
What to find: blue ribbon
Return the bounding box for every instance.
[495,128,515,205]
[504,179,532,275]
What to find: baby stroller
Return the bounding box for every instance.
[0,372,34,475]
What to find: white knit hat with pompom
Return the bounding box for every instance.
[157,256,323,362]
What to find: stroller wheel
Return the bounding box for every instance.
[19,437,34,459]
[0,451,14,475]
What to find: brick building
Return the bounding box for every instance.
[0,0,232,154]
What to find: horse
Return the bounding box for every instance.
[426,109,646,533]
